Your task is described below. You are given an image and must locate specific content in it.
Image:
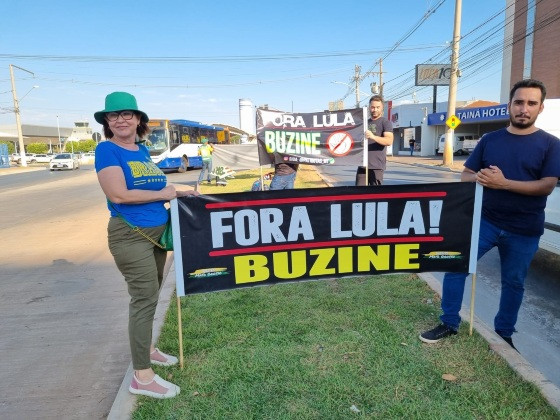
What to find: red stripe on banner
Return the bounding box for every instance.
[205,191,447,209]
[209,236,444,256]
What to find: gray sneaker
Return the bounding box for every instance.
[419,324,457,343]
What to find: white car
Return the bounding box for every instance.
[34,154,52,163]
[49,153,80,171]
[15,154,36,164]
[80,152,95,163]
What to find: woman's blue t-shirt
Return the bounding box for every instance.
[95,141,168,227]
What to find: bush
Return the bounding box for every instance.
[27,143,48,154]
[0,141,15,154]
[64,139,97,153]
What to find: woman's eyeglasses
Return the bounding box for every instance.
[106,110,135,122]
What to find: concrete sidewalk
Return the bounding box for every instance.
[0,164,45,176]
[107,255,178,420]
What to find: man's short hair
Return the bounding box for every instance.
[369,95,384,105]
[509,79,546,103]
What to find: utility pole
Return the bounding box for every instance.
[57,115,61,152]
[379,59,383,98]
[354,65,361,108]
[368,58,385,98]
[443,0,462,167]
[9,64,34,167]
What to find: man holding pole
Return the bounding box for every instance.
[420,79,560,350]
[356,95,393,186]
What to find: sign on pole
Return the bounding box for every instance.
[415,64,453,86]
[446,115,461,129]
[256,108,364,167]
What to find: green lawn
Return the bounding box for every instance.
[133,166,559,419]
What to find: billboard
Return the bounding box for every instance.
[415,64,452,86]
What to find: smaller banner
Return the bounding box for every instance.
[173,182,481,296]
[256,108,364,167]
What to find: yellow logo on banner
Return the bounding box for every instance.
[446,115,461,129]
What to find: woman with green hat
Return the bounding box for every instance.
[94,92,197,399]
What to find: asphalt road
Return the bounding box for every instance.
[318,159,560,389]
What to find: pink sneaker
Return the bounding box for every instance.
[150,348,179,366]
[129,374,180,399]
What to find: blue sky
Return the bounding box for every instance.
[0,0,506,134]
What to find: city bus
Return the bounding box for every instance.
[145,119,225,171]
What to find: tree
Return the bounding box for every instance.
[0,141,15,154]
[27,142,48,154]
[64,139,97,153]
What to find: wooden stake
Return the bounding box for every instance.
[177,295,184,369]
[469,272,477,336]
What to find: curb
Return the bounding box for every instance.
[419,272,560,411]
[388,156,464,173]
[107,253,178,420]
[0,165,46,176]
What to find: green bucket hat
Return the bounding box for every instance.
[94,92,149,124]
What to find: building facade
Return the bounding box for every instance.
[501,0,560,101]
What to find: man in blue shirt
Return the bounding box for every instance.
[420,79,560,350]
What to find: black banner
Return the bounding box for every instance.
[256,108,364,166]
[174,183,480,296]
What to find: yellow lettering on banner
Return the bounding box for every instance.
[234,255,269,284]
[232,244,421,285]
[357,245,390,271]
[337,247,353,273]
[394,244,420,269]
[273,251,307,279]
[309,248,336,276]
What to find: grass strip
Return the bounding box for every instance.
[135,276,558,419]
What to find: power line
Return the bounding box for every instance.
[385,0,560,103]
[0,44,445,65]
[336,0,449,104]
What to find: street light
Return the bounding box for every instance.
[331,81,370,107]
[20,85,39,102]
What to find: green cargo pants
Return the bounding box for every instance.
[108,217,167,370]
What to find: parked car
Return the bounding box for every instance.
[15,154,36,164]
[437,134,479,155]
[49,153,80,171]
[80,152,95,163]
[33,154,52,163]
